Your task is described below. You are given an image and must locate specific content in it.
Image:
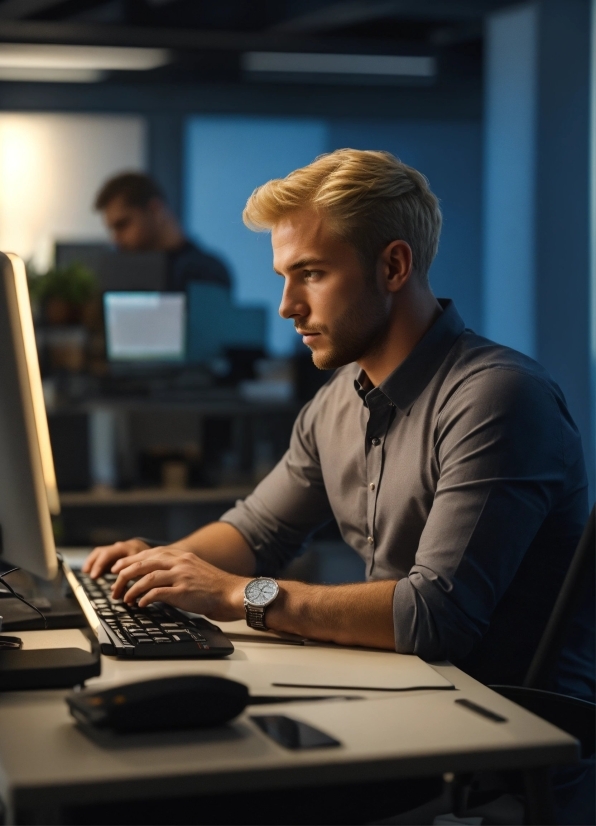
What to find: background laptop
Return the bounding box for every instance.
[104,291,187,364]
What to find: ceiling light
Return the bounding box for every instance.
[242,52,436,79]
[0,67,104,82]
[0,44,170,83]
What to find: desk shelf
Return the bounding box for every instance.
[59,485,253,508]
[49,399,298,489]
[57,485,252,548]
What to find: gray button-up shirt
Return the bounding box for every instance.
[222,300,592,696]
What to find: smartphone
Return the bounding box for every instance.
[251,714,341,749]
[0,635,23,650]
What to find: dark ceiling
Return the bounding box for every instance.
[0,0,520,87]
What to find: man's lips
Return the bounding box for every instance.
[296,329,322,345]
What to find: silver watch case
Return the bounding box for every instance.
[243,577,279,631]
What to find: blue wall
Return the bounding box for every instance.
[484,4,538,357]
[184,114,483,353]
[184,116,327,355]
[484,0,594,498]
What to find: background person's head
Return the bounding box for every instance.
[95,172,182,251]
[243,149,442,370]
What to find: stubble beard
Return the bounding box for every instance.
[305,285,389,371]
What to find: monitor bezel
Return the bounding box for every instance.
[0,253,59,580]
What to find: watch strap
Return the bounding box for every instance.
[245,605,268,631]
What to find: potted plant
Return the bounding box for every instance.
[29,262,98,325]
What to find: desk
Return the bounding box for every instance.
[0,627,578,825]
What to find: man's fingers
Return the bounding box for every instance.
[137,588,176,608]
[82,539,150,579]
[81,544,113,574]
[122,570,174,604]
[111,547,164,574]
[89,546,131,579]
[111,555,176,599]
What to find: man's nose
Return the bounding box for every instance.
[278,281,307,320]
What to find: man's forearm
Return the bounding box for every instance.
[174,521,257,577]
[111,525,397,650]
[261,579,397,650]
[176,529,397,648]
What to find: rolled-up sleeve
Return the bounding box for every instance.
[220,396,334,575]
[393,367,570,661]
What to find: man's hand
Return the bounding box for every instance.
[82,538,151,579]
[82,528,396,650]
[110,546,248,621]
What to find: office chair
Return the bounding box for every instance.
[372,509,595,826]
[487,506,595,825]
[377,509,595,826]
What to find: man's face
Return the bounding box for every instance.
[273,209,390,370]
[102,196,159,251]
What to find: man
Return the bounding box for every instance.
[84,150,592,699]
[94,171,231,292]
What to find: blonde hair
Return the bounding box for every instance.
[243,148,442,284]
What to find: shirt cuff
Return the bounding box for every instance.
[393,574,482,662]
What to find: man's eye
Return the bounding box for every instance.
[304,270,321,281]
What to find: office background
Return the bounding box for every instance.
[0,0,593,558]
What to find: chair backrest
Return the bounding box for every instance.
[524,506,595,690]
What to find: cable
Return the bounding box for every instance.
[0,567,47,629]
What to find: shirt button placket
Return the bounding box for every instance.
[365,400,386,564]
[366,435,383,555]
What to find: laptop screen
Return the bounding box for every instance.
[104,292,186,362]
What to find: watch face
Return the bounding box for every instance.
[245,578,278,606]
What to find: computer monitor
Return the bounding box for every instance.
[104,292,187,363]
[55,243,166,292]
[0,253,59,580]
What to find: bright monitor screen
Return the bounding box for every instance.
[104,292,186,362]
[0,253,59,579]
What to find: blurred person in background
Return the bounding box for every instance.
[95,171,231,293]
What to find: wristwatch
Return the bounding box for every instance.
[244,577,279,630]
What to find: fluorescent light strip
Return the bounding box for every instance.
[243,52,436,78]
[0,67,104,82]
[0,43,170,72]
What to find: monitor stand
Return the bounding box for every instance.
[0,564,86,632]
[0,564,100,689]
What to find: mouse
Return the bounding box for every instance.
[66,675,249,733]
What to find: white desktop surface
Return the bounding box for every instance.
[0,626,578,821]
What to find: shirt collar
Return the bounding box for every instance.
[354,299,465,411]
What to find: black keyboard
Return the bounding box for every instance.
[74,572,234,659]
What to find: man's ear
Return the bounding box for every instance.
[380,240,413,293]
